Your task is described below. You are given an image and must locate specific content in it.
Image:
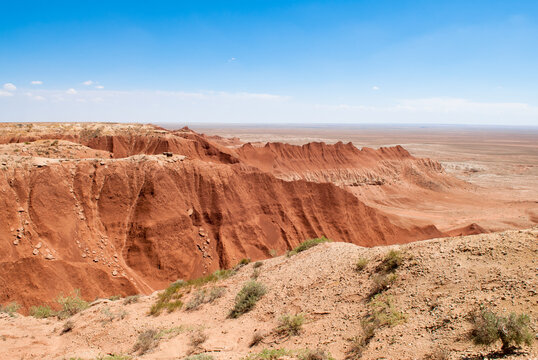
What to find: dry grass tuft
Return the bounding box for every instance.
[229,281,267,318]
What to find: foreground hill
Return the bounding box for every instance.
[0,228,536,359]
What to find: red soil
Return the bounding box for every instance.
[0,123,480,309]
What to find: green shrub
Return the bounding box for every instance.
[150,269,235,316]
[0,302,20,317]
[276,313,305,336]
[377,250,403,273]
[368,295,407,327]
[269,249,278,257]
[355,258,368,272]
[238,258,251,266]
[56,289,89,319]
[253,261,263,268]
[470,308,533,352]
[108,295,121,301]
[229,281,267,318]
[132,329,159,355]
[30,305,55,319]
[349,295,406,357]
[288,237,331,256]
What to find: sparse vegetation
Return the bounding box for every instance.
[56,289,89,319]
[0,302,20,317]
[183,355,214,360]
[355,258,368,272]
[287,236,331,256]
[348,295,406,358]
[156,326,187,339]
[132,329,159,355]
[123,295,140,305]
[369,273,398,297]
[242,348,292,360]
[29,305,55,319]
[470,308,533,353]
[237,258,251,266]
[367,295,407,327]
[150,269,235,316]
[185,290,206,311]
[189,330,208,347]
[276,313,305,337]
[108,295,121,301]
[377,250,403,273]
[251,268,260,280]
[185,286,226,311]
[424,347,450,360]
[253,261,263,268]
[101,306,127,323]
[229,281,267,318]
[269,249,278,257]
[208,286,225,302]
[242,349,333,360]
[96,355,132,360]
[297,349,335,360]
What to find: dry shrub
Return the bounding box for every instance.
[132,329,159,355]
[189,330,208,347]
[249,331,264,347]
[0,302,20,317]
[123,295,140,305]
[276,313,305,337]
[229,281,266,318]
[377,250,403,273]
[355,258,368,272]
[61,320,74,335]
[470,308,533,353]
[56,289,89,319]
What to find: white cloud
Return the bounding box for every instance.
[66,88,78,95]
[3,83,16,91]
[82,80,94,86]
[31,80,43,85]
[95,85,104,89]
[228,57,237,62]
[372,86,380,91]
[0,90,13,97]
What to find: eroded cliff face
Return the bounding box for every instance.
[0,123,450,308]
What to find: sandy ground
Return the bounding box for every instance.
[188,124,538,232]
[1,228,536,360]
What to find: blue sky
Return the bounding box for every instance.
[1,0,537,125]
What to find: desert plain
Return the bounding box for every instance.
[0,122,536,360]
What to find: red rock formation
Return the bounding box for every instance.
[0,124,454,309]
